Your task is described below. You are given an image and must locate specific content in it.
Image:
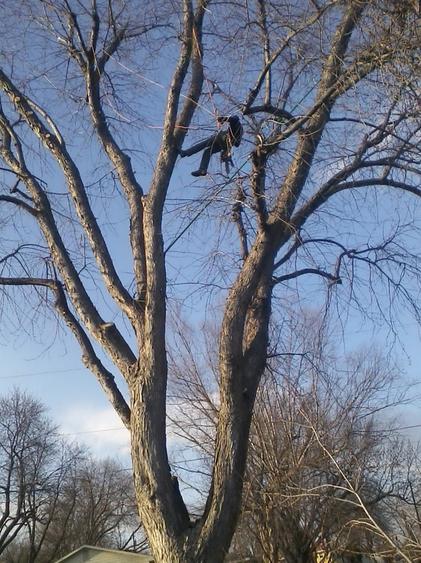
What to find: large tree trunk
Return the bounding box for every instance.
[130,374,258,562]
[130,369,265,562]
[1,1,417,561]
[130,231,275,561]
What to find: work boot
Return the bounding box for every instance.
[191,169,207,177]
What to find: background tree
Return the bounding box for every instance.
[0,389,144,562]
[170,313,410,563]
[35,457,145,561]
[0,1,419,561]
[0,389,66,556]
[377,442,421,562]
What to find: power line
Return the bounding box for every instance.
[0,367,86,380]
[2,373,419,438]
[57,426,127,436]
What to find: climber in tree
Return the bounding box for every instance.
[179,115,243,177]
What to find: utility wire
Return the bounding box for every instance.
[0,367,86,379]
[57,426,126,436]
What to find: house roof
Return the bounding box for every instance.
[54,545,154,563]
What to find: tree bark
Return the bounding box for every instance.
[0,1,419,561]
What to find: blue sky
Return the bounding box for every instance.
[1,1,420,473]
[1,115,421,463]
[1,233,421,462]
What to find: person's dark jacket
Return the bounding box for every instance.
[217,115,243,147]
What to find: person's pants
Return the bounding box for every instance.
[183,132,226,173]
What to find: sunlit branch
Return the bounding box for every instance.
[0,69,137,323]
[0,105,136,372]
[0,275,131,426]
[242,2,333,113]
[291,178,421,236]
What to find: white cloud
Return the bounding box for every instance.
[57,394,218,465]
[57,404,130,460]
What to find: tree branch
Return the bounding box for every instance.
[256,0,271,106]
[0,69,138,325]
[291,178,421,235]
[0,275,131,427]
[81,31,147,307]
[0,115,136,373]
[53,281,131,428]
[0,194,38,216]
[273,268,341,285]
[242,3,331,113]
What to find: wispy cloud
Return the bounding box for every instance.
[57,404,130,459]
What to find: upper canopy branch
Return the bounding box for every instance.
[256,0,272,106]
[266,14,407,234]
[273,267,341,286]
[242,1,334,114]
[0,68,139,325]
[174,1,208,146]
[149,0,209,215]
[269,103,419,253]
[0,194,37,216]
[82,46,147,305]
[0,95,136,374]
[57,2,174,303]
[291,178,421,238]
[243,104,296,123]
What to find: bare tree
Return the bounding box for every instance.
[376,442,421,562]
[170,313,410,562]
[0,1,419,561]
[24,457,145,562]
[0,390,144,562]
[0,389,62,555]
